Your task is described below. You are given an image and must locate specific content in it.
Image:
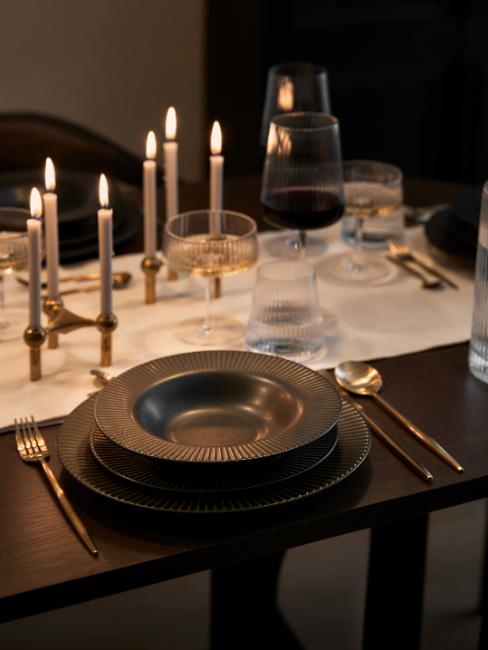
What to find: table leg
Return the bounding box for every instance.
[210,551,303,650]
[363,514,428,650]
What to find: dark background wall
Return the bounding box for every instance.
[208,0,488,184]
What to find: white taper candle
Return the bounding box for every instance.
[43,157,59,299]
[163,106,179,218]
[28,188,43,328]
[144,131,157,257]
[98,174,113,315]
[209,121,223,235]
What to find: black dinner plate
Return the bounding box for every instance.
[90,419,338,494]
[58,397,371,514]
[94,351,342,464]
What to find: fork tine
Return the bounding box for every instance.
[14,419,25,455]
[22,417,37,457]
[31,416,48,455]
[25,417,41,454]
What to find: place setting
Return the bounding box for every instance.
[0,61,477,566]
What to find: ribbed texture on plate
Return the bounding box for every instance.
[58,396,370,514]
[90,422,337,493]
[94,350,341,463]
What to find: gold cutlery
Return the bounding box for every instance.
[334,361,464,473]
[15,416,98,556]
[16,271,132,289]
[41,275,131,298]
[387,254,442,289]
[388,240,458,289]
[0,415,65,435]
[87,368,115,397]
[319,370,433,483]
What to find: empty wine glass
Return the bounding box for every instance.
[163,210,258,345]
[260,63,332,257]
[0,207,30,339]
[261,112,344,259]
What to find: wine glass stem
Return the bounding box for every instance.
[352,217,365,263]
[0,272,7,329]
[202,277,214,335]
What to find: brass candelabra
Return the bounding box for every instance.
[24,302,117,381]
[141,255,162,304]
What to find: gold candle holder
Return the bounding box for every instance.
[23,307,118,381]
[141,256,162,304]
[212,277,221,299]
[167,267,178,281]
[42,296,64,349]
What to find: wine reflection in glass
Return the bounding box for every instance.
[164,210,258,346]
[0,207,30,340]
[261,112,344,259]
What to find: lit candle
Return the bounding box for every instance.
[43,157,59,299]
[163,106,179,218]
[28,188,42,329]
[209,120,224,235]
[143,130,157,257]
[98,174,113,315]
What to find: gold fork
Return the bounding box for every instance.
[15,416,98,557]
[388,240,458,289]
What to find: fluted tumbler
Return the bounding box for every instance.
[469,183,488,383]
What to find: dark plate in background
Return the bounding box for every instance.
[0,169,139,263]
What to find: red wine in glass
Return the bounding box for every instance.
[262,187,343,231]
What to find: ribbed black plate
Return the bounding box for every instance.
[90,420,338,493]
[58,398,370,514]
[94,351,342,464]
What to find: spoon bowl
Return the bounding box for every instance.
[334,360,383,395]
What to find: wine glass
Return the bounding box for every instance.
[260,63,332,257]
[0,208,30,339]
[163,210,258,345]
[326,160,403,283]
[261,112,344,259]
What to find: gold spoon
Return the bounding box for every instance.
[334,360,464,473]
[17,271,132,289]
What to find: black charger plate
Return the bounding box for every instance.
[58,397,371,514]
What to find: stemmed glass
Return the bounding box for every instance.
[261,112,344,258]
[0,208,30,339]
[326,160,403,283]
[260,63,332,257]
[164,210,258,345]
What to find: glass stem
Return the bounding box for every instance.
[0,272,7,329]
[349,217,365,270]
[202,277,213,335]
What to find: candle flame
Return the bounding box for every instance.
[45,157,56,191]
[99,174,109,208]
[165,106,177,140]
[30,187,43,218]
[277,77,294,112]
[146,130,157,160]
[210,121,222,155]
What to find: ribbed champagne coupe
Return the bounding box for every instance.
[0,207,30,339]
[163,210,258,345]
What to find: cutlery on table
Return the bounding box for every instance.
[403,203,449,226]
[386,254,442,289]
[388,240,458,289]
[15,416,98,556]
[42,275,131,299]
[16,271,132,289]
[319,370,433,483]
[334,360,464,473]
[87,368,114,397]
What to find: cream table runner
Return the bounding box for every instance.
[0,223,474,427]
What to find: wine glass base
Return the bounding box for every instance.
[322,253,392,284]
[177,316,243,346]
[264,232,327,259]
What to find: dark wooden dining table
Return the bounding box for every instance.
[1,176,487,650]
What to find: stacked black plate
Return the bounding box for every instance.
[425,186,481,262]
[0,169,140,264]
[57,351,371,514]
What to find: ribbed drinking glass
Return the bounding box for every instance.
[469,183,488,383]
